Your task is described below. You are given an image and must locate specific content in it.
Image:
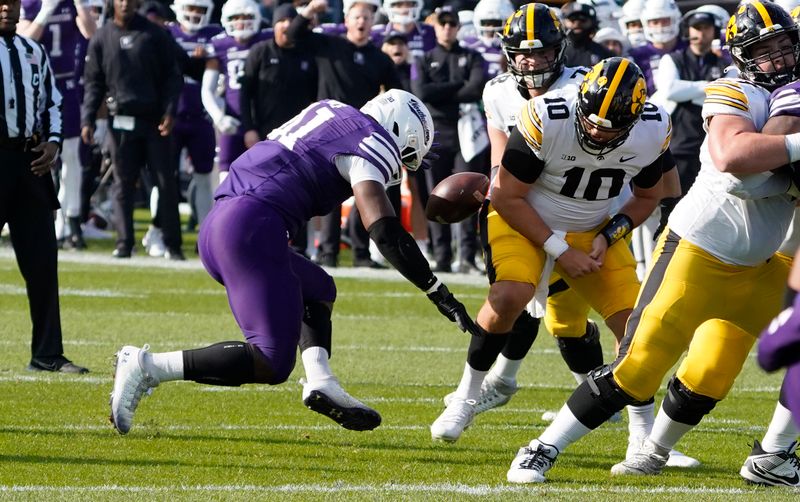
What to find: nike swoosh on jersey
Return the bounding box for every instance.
[620,156,636,163]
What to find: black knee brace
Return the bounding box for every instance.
[567,365,647,429]
[298,301,333,355]
[183,341,271,386]
[467,330,510,371]
[662,376,719,426]
[500,310,541,360]
[556,320,603,375]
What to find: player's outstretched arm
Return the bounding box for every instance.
[354,180,481,336]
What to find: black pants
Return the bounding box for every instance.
[108,120,182,251]
[0,149,64,359]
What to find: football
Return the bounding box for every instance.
[425,172,490,224]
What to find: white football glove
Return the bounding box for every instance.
[36,0,61,22]
[216,115,241,135]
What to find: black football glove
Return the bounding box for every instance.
[426,283,482,336]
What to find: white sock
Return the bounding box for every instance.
[538,404,592,453]
[301,346,334,382]
[627,402,655,441]
[490,354,522,382]
[649,406,694,452]
[454,362,487,401]
[146,351,184,383]
[761,402,800,453]
[571,372,588,386]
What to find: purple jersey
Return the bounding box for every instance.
[216,100,401,236]
[630,40,687,95]
[461,36,504,80]
[210,30,273,118]
[371,23,435,59]
[170,23,224,117]
[770,80,800,118]
[21,0,84,82]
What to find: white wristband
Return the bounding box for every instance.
[785,132,800,163]
[543,234,569,259]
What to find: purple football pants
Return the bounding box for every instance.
[198,196,337,383]
[759,295,800,427]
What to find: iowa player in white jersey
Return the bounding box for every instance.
[507,1,800,484]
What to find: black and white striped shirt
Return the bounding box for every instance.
[0,34,61,143]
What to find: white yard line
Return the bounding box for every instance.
[0,483,766,495]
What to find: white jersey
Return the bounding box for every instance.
[483,66,589,136]
[517,88,671,232]
[668,78,796,266]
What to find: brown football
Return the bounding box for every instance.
[425,172,490,224]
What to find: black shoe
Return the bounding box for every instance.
[112,245,132,258]
[315,254,338,267]
[353,258,387,269]
[69,234,87,250]
[164,248,186,261]
[28,356,89,374]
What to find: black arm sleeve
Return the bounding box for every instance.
[632,150,665,189]
[661,147,675,172]
[368,217,437,291]
[286,15,312,47]
[501,126,545,184]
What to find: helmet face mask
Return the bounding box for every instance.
[575,57,646,157]
[727,1,800,90]
[640,0,681,44]
[222,0,262,39]
[501,4,567,90]
[383,0,422,26]
[173,0,214,31]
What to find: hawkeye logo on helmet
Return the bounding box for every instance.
[407,100,431,144]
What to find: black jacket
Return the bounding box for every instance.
[563,39,613,68]
[410,42,486,125]
[240,39,318,138]
[81,14,183,126]
[286,16,402,107]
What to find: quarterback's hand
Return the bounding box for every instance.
[426,283,481,335]
[216,115,241,135]
[556,247,600,278]
[588,234,608,266]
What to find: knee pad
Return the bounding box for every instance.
[566,365,646,429]
[298,301,333,354]
[556,320,603,375]
[662,376,719,426]
[500,310,540,360]
[467,328,510,371]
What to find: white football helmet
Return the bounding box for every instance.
[172,0,214,32]
[640,0,681,44]
[693,4,730,28]
[578,0,621,31]
[382,0,422,26]
[344,0,382,16]
[81,0,106,27]
[618,0,646,47]
[221,0,262,39]
[361,89,434,171]
[473,0,514,41]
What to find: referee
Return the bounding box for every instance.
[0,0,89,374]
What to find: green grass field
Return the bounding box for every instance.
[0,245,797,500]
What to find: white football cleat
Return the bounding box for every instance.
[301,377,381,431]
[625,435,700,468]
[612,439,668,475]
[740,440,800,486]
[443,375,518,415]
[142,226,166,257]
[507,440,559,483]
[431,397,476,442]
[109,345,158,435]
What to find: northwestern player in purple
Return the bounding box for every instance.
[460,0,513,82]
[109,90,480,435]
[18,0,96,249]
[169,0,223,233]
[629,0,686,95]
[202,0,271,180]
[372,0,435,58]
